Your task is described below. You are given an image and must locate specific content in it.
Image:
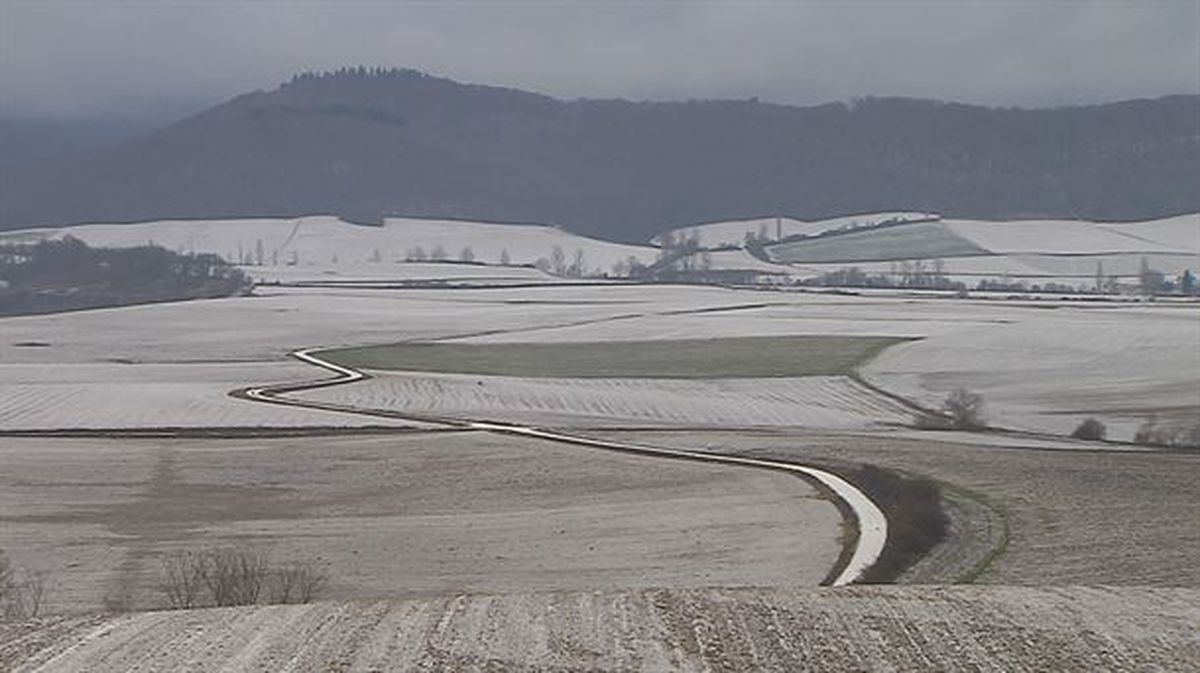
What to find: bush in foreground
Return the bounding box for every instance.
[158,549,329,610]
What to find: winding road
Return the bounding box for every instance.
[239,347,888,586]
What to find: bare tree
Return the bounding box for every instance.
[159,551,207,609]
[1138,257,1165,296]
[203,549,270,607]
[569,249,586,277]
[0,551,10,599]
[459,246,475,263]
[13,572,47,618]
[430,244,447,261]
[1071,417,1107,441]
[1134,416,1200,448]
[499,248,511,266]
[660,231,676,258]
[270,561,330,604]
[550,245,566,275]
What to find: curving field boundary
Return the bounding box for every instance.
[237,348,888,586]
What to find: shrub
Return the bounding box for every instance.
[942,388,986,429]
[913,413,952,430]
[1133,417,1200,449]
[0,551,10,597]
[0,550,49,619]
[269,561,330,605]
[1071,417,1107,441]
[203,549,270,607]
[158,551,208,609]
[157,549,330,609]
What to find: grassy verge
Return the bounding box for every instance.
[319,335,911,379]
[948,484,1011,584]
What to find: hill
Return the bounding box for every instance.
[1,68,1197,242]
[0,215,659,282]
[5,586,1197,671]
[5,211,1195,290]
[759,213,1199,290]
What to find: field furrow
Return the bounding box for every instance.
[5,586,1196,672]
[292,371,915,429]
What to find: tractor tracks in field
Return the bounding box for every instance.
[231,347,888,586]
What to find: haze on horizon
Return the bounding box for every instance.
[1,0,1198,120]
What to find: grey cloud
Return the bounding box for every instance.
[1,0,1196,118]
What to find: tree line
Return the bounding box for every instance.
[0,236,250,316]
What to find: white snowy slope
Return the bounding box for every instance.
[0,216,660,282]
[766,213,1199,286]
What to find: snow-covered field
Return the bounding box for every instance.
[788,252,1200,286]
[253,261,560,285]
[861,302,1200,439]
[4,215,1197,668]
[632,428,1200,586]
[694,248,798,275]
[0,433,841,614]
[294,370,914,429]
[0,284,751,364]
[0,362,419,430]
[0,215,660,282]
[5,211,1193,287]
[768,220,989,263]
[4,283,1193,439]
[945,215,1198,254]
[431,293,1196,441]
[7,585,1197,672]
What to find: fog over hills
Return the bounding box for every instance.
[0,117,152,171]
[2,68,1197,242]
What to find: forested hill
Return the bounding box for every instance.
[2,68,1196,242]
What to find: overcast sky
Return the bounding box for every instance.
[2,0,1197,119]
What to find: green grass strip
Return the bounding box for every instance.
[321,335,911,379]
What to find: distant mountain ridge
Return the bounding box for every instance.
[2,68,1197,242]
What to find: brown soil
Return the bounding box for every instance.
[0,432,841,614]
